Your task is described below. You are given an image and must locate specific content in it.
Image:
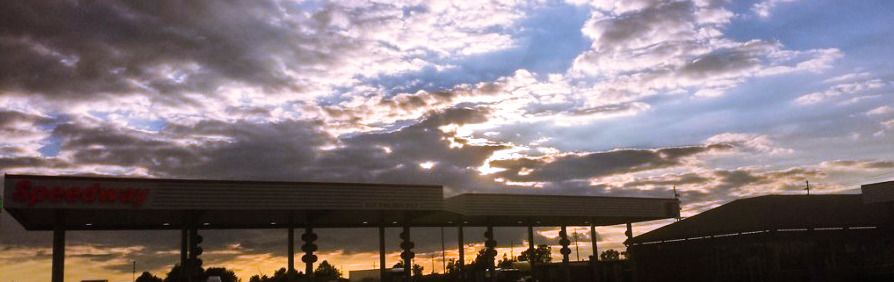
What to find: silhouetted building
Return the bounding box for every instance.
[629,181,894,282]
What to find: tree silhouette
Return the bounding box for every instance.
[205,267,240,282]
[314,260,342,280]
[161,265,241,282]
[445,258,461,274]
[392,261,424,277]
[136,272,163,282]
[518,244,552,264]
[163,264,185,282]
[248,267,303,282]
[470,248,490,271]
[497,253,515,268]
[600,249,622,261]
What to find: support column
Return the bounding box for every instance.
[441,227,446,275]
[52,218,65,282]
[625,222,635,282]
[379,223,386,281]
[288,226,295,273]
[400,225,415,281]
[302,226,318,277]
[180,228,188,279]
[559,226,571,282]
[457,221,464,282]
[590,224,600,282]
[483,226,497,282]
[590,224,598,258]
[185,227,204,282]
[527,225,536,280]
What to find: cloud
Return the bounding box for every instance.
[487,143,732,183]
[752,0,799,18]
[867,106,894,116]
[0,106,794,277]
[571,0,840,101]
[1,1,320,99]
[0,1,891,281]
[884,120,894,129]
[823,72,873,84]
[822,160,894,170]
[795,78,885,105]
[309,107,513,193]
[592,164,831,215]
[0,1,533,108]
[319,79,510,133]
[705,133,792,155]
[0,110,54,157]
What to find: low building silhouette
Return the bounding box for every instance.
[628,181,894,282]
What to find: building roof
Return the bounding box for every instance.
[3,174,679,230]
[862,180,894,204]
[445,193,679,227]
[629,194,892,244]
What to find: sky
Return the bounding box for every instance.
[1,0,893,281]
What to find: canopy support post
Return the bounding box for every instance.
[52,211,65,282]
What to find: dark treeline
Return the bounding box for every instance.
[135,247,625,282]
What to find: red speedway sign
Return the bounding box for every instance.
[11,180,149,208]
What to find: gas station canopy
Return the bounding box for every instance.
[3,174,679,230]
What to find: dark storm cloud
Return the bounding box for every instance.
[696,168,821,198]
[0,156,70,171]
[0,110,57,155]
[49,118,334,180]
[34,106,502,187]
[0,1,355,100]
[54,122,199,168]
[595,167,825,207]
[0,110,52,127]
[159,119,332,180]
[0,107,510,270]
[309,107,509,192]
[489,144,732,182]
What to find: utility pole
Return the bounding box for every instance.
[805,180,811,195]
[573,230,580,261]
[132,260,136,282]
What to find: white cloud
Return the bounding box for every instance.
[867,105,894,116]
[823,72,873,84]
[752,0,799,18]
[883,119,894,129]
[571,0,840,104]
[706,133,793,155]
[795,78,885,105]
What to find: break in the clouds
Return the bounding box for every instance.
[2,0,894,281]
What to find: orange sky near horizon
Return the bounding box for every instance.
[0,224,655,282]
